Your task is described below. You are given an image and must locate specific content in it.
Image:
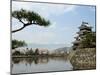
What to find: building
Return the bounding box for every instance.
[72,22,92,50]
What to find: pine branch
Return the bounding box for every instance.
[12,25,26,33]
[12,22,38,33]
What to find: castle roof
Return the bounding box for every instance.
[72,40,80,44]
[79,22,92,30]
[77,30,91,35]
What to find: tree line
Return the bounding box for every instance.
[12,48,40,56]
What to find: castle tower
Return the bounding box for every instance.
[72,22,92,50]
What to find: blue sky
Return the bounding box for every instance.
[12,1,96,47]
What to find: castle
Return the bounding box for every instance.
[72,22,92,50]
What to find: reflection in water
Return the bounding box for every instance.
[12,57,49,65]
[12,57,73,74]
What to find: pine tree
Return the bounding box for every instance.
[12,9,50,33]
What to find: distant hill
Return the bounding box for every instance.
[27,43,68,50]
[54,47,72,54]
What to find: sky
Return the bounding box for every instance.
[12,1,96,47]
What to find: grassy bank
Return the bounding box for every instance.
[70,48,96,70]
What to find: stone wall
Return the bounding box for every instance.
[70,48,96,70]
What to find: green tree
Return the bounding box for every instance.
[35,48,39,55]
[81,32,96,48]
[12,9,51,33]
[12,39,27,49]
[26,49,34,55]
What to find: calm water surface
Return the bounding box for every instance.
[12,57,73,74]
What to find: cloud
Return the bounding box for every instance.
[11,1,80,46]
[12,1,77,31]
[12,29,56,44]
[12,1,77,19]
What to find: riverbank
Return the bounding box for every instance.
[70,48,96,70]
[12,54,68,58]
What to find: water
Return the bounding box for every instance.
[11,57,73,74]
